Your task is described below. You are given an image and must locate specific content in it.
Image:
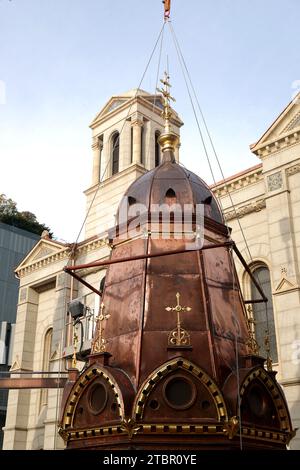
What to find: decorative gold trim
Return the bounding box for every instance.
[60,366,124,434]
[245,305,260,355]
[157,72,180,153]
[120,419,142,439]
[223,416,239,440]
[166,293,192,347]
[62,421,291,444]
[133,358,228,421]
[241,426,289,444]
[91,303,111,354]
[240,367,291,432]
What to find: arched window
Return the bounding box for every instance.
[40,328,53,410]
[111,132,120,175]
[250,266,278,363]
[155,131,161,167]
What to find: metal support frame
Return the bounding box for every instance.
[64,240,267,304]
[0,240,267,391]
[0,377,67,389]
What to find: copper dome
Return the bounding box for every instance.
[118,150,224,225]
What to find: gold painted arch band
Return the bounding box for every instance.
[133,357,228,421]
[60,365,124,432]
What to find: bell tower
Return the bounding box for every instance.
[84,89,183,238]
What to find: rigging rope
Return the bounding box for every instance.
[66,22,166,264]
[169,21,258,268]
[167,18,275,449]
[168,23,217,187]
[57,20,167,439]
[168,21,269,317]
[144,20,166,170]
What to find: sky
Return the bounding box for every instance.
[0,0,299,242]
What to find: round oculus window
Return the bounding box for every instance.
[163,376,196,410]
[89,383,108,415]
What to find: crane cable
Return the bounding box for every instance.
[57,19,167,442]
[66,22,167,264]
[169,21,257,267]
[168,20,269,320]
[168,18,275,450]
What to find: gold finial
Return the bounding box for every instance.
[72,326,78,368]
[92,302,111,354]
[245,305,260,355]
[264,330,273,371]
[166,292,192,346]
[156,71,179,154]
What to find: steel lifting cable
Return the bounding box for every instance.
[229,246,243,450]
[167,19,273,449]
[169,21,258,268]
[53,22,167,438]
[168,21,270,320]
[143,21,166,169]
[169,19,244,442]
[168,23,217,187]
[66,22,166,265]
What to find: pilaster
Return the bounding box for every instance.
[91,138,101,186]
[131,115,143,165]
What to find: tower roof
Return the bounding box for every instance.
[119,156,224,225]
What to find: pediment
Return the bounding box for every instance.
[251,92,300,151]
[16,238,66,270]
[10,355,21,371]
[90,97,130,125]
[274,276,296,293]
[99,97,129,117]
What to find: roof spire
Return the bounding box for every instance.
[156,71,179,159]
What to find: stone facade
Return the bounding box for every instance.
[3,91,300,449]
[212,92,300,449]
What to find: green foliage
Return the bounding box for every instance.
[0,194,52,237]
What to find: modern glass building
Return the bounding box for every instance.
[0,221,39,448]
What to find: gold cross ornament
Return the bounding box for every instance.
[166,292,192,347]
[72,327,78,368]
[157,71,176,133]
[92,302,111,354]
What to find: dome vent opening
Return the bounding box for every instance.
[165,188,177,205]
[202,195,212,205]
[128,196,137,206]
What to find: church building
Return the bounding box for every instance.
[2,88,300,450]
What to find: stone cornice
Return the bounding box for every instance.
[76,237,109,257]
[90,94,183,130]
[224,198,266,222]
[16,236,109,278]
[212,166,263,198]
[252,130,300,158]
[84,163,147,195]
[286,163,300,176]
[16,249,71,278]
